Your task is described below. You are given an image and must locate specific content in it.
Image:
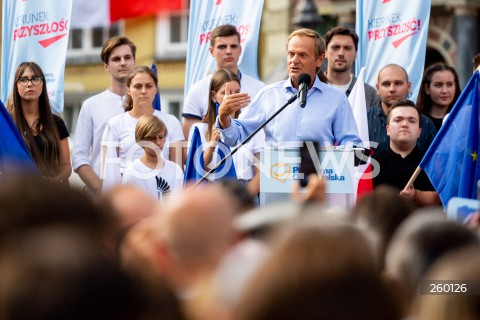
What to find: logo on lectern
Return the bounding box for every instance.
[270,162,291,183]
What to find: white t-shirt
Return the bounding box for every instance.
[101,110,184,190]
[187,123,263,181]
[122,158,184,201]
[72,89,124,176]
[330,75,353,94]
[182,72,265,120]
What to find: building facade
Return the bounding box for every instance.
[309,0,480,87]
[56,1,480,134]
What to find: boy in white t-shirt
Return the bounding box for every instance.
[123,115,183,201]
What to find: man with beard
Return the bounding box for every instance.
[368,64,437,152]
[324,26,379,108]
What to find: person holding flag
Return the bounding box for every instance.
[73,36,137,195]
[184,69,260,197]
[372,99,440,206]
[7,62,71,183]
[182,25,265,140]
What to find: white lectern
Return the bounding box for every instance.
[259,147,357,208]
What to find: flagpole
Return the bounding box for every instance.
[403,166,422,191]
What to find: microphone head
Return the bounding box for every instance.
[297,73,312,87]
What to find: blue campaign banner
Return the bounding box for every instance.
[1,0,72,113]
[184,0,264,96]
[356,0,431,102]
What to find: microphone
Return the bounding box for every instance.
[297,73,311,108]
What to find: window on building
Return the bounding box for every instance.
[160,95,183,120]
[62,103,81,135]
[170,14,189,44]
[155,1,189,57]
[169,101,182,119]
[67,24,121,58]
[70,29,83,50]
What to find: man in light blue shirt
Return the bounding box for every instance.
[217,28,361,148]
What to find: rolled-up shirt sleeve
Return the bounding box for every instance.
[216,88,267,147]
[216,115,239,147]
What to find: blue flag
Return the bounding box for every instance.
[151,63,161,111]
[419,71,480,206]
[216,141,237,180]
[184,126,205,183]
[0,99,38,174]
[184,126,237,184]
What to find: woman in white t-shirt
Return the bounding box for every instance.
[122,114,183,201]
[185,69,261,197]
[101,66,184,191]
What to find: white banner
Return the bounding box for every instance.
[71,0,109,28]
[1,0,72,113]
[356,0,431,101]
[184,0,264,96]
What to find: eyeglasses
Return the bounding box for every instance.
[17,76,43,86]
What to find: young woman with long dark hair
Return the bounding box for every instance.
[416,63,461,131]
[8,61,71,183]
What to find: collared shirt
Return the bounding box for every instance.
[372,145,434,191]
[367,101,437,152]
[218,76,361,147]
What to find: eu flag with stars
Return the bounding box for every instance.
[0,99,38,174]
[419,71,480,206]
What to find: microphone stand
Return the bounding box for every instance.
[190,92,299,189]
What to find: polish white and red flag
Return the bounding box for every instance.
[71,0,182,28]
[348,67,373,201]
